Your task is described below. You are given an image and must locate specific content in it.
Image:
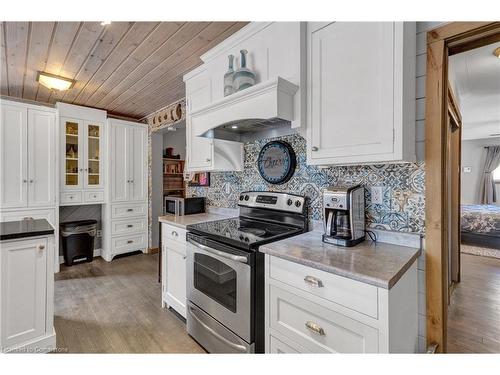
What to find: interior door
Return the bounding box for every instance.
[27,109,55,207]
[309,22,395,160]
[62,117,84,190]
[110,123,129,202]
[129,125,147,201]
[0,104,28,208]
[84,121,104,189]
[1,238,47,348]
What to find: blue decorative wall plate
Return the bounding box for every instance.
[257,141,296,184]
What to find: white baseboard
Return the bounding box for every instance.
[58,248,102,264]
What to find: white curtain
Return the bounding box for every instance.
[480,146,500,204]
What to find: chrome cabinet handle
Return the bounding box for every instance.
[171,231,178,237]
[127,240,133,244]
[84,168,88,172]
[206,158,211,162]
[38,245,45,250]
[187,238,248,264]
[127,208,134,212]
[79,168,84,172]
[29,179,34,183]
[305,321,325,336]
[22,179,27,183]
[127,224,133,228]
[304,275,324,288]
[311,146,319,152]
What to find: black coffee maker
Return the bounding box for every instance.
[322,186,365,247]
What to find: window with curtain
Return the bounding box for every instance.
[494,165,500,182]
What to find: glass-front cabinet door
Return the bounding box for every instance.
[63,118,83,189]
[84,121,104,189]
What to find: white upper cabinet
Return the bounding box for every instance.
[57,103,107,205]
[108,119,148,203]
[306,22,416,165]
[0,101,55,209]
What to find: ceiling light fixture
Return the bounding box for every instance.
[36,71,75,91]
[494,47,500,58]
[101,21,111,26]
[231,125,238,129]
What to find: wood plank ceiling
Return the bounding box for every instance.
[0,21,247,119]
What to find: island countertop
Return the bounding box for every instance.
[260,230,421,289]
[158,212,237,229]
[0,219,55,241]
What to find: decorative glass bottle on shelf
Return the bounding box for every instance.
[233,49,256,92]
[224,54,235,97]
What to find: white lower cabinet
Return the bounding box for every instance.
[0,235,55,352]
[264,254,418,353]
[161,223,187,318]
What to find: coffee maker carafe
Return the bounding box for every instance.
[322,185,365,247]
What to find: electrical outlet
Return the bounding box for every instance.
[371,186,384,205]
[463,166,472,173]
[96,230,102,238]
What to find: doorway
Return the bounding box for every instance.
[424,22,500,353]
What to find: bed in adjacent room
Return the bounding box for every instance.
[461,204,500,249]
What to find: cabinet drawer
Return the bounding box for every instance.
[269,284,379,353]
[60,191,82,205]
[269,256,378,318]
[111,218,147,236]
[161,223,186,244]
[84,191,104,203]
[111,233,147,255]
[111,203,147,219]
[269,334,306,353]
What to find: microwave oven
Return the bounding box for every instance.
[164,197,205,216]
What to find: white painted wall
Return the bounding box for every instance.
[461,137,500,205]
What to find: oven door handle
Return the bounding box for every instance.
[188,305,248,353]
[187,238,248,264]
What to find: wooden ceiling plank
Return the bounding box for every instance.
[5,21,29,98]
[84,22,184,108]
[118,22,247,117]
[107,22,237,112]
[48,22,105,103]
[75,22,159,106]
[59,22,135,104]
[22,22,55,101]
[95,22,210,109]
[0,22,9,96]
[128,80,185,118]
[35,22,82,103]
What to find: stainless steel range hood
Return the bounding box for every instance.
[190,77,299,141]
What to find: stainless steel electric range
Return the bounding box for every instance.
[185,191,308,353]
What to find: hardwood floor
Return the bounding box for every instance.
[54,253,204,353]
[447,253,500,353]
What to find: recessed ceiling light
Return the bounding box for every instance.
[36,71,75,91]
[231,125,238,129]
[101,21,111,26]
[494,47,500,58]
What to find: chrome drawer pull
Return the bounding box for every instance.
[127,240,133,244]
[304,275,324,288]
[127,224,134,228]
[38,245,45,250]
[171,231,178,237]
[127,208,134,212]
[305,321,325,336]
[311,146,319,151]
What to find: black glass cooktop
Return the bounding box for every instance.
[187,217,303,250]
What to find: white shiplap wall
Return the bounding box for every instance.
[414,21,447,352]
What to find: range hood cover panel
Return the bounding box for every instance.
[191,77,298,137]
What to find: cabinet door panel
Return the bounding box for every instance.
[28,109,55,207]
[61,117,84,190]
[130,126,147,201]
[0,104,27,208]
[309,22,394,160]
[1,238,47,348]
[166,246,187,317]
[84,121,104,189]
[110,124,129,202]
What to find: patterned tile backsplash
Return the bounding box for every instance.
[187,133,425,233]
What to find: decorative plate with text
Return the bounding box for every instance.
[257,141,296,184]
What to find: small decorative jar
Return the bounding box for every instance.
[233,49,256,92]
[224,54,235,97]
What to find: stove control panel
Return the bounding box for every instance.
[238,191,306,213]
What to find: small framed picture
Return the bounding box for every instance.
[188,172,210,187]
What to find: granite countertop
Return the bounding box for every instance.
[260,230,421,289]
[0,219,55,241]
[158,212,237,229]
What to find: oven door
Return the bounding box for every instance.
[186,234,254,343]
